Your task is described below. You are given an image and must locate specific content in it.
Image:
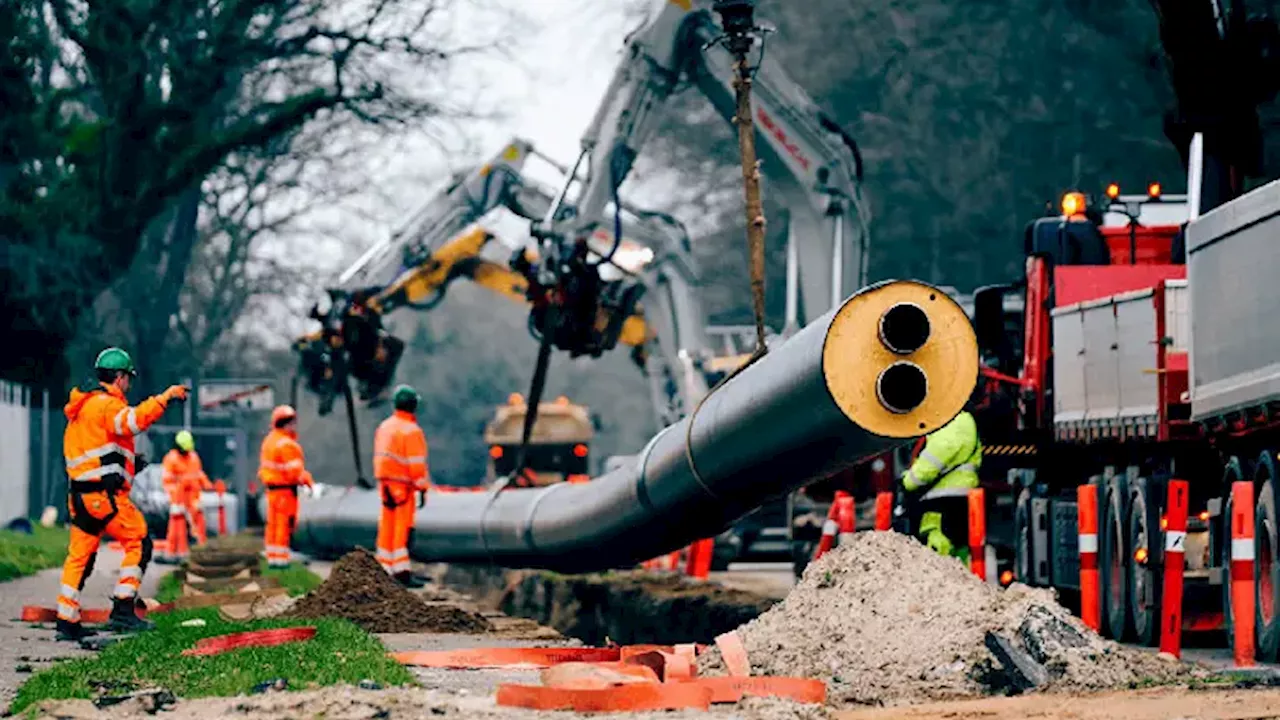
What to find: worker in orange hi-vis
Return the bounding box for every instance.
[374,385,430,588]
[258,405,314,568]
[163,430,212,553]
[57,347,188,641]
[161,432,194,561]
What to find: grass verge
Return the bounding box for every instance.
[9,608,415,715]
[0,525,69,582]
[155,559,324,603]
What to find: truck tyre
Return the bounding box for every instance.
[1013,488,1033,584]
[1101,484,1132,641]
[1256,479,1280,661]
[1128,481,1160,646]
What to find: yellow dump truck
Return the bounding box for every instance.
[484,393,594,487]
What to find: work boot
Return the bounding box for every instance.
[55,619,98,642]
[394,571,426,589]
[108,598,155,633]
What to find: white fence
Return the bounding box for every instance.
[0,380,31,528]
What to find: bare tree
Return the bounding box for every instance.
[0,0,508,388]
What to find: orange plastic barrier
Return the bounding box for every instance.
[874,491,893,531]
[392,647,622,668]
[496,682,713,712]
[968,488,986,580]
[675,676,827,704]
[812,492,844,562]
[714,631,750,677]
[182,627,316,656]
[1076,484,1100,632]
[1160,479,1188,658]
[21,602,172,623]
[835,493,855,545]
[1230,481,1256,667]
[214,479,228,535]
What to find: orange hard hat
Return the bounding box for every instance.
[271,405,297,425]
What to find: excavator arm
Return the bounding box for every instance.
[532,0,869,341]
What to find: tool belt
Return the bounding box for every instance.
[68,479,122,535]
[265,484,298,497]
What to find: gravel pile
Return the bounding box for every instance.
[286,549,494,634]
[698,531,1190,706]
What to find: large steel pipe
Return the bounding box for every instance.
[292,280,977,572]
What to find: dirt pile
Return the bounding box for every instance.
[286,549,494,634]
[698,531,1192,706]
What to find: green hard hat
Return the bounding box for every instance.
[392,384,420,408]
[94,347,136,376]
[175,430,195,452]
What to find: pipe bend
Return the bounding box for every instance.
[521,482,570,553]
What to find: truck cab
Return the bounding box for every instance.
[483,393,594,487]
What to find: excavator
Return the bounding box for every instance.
[293,0,871,552]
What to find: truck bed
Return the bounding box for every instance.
[1051,280,1187,438]
[1186,177,1280,421]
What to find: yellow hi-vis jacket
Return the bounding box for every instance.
[901,411,982,496]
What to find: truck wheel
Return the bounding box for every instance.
[1128,483,1160,646]
[1013,488,1033,584]
[1257,479,1280,661]
[1101,485,1132,640]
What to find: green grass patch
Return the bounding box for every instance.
[9,608,415,714]
[0,525,69,582]
[155,560,324,604]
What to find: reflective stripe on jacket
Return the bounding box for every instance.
[374,410,429,490]
[63,383,169,493]
[259,429,312,488]
[901,411,982,493]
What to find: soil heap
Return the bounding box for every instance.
[698,531,1192,706]
[287,549,494,634]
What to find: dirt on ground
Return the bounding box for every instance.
[28,685,836,719]
[833,686,1280,720]
[698,531,1195,706]
[29,683,1280,720]
[286,549,494,634]
[441,564,777,645]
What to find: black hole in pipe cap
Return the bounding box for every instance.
[877,362,927,414]
[879,303,930,355]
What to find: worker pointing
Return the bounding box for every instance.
[259,405,313,568]
[374,385,430,588]
[899,408,982,561]
[57,348,188,641]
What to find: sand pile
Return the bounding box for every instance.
[698,531,1191,706]
[287,549,494,634]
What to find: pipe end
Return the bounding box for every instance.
[821,280,977,438]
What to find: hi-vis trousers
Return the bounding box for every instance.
[376,482,415,575]
[57,491,151,623]
[264,486,299,568]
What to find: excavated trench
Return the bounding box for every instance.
[438,564,777,646]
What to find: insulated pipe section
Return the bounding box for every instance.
[292,280,977,573]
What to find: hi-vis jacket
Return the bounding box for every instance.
[258,429,314,489]
[901,411,982,495]
[64,383,170,494]
[373,410,429,490]
[162,449,210,500]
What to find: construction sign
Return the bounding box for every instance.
[198,380,275,418]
